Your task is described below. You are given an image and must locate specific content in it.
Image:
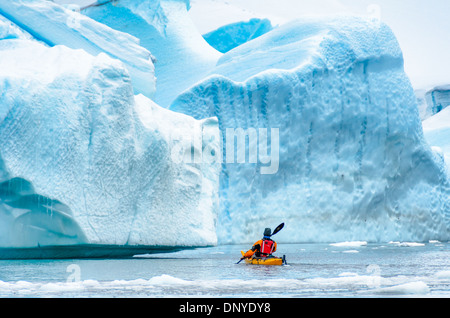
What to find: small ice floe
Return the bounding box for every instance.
[435,271,450,279]
[373,281,430,295]
[330,241,367,247]
[388,241,425,247]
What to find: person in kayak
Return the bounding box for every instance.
[242,228,277,259]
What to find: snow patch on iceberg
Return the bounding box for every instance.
[0,0,156,98]
[171,17,450,243]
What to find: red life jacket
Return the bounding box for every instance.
[261,239,275,255]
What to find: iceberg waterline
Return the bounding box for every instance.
[0,0,449,255]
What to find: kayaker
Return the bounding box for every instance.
[242,228,277,259]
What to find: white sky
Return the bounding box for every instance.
[55,0,450,89]
[188,0,450,90]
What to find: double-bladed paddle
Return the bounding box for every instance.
[270,222,284,237]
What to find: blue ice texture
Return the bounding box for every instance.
[0,0,448,258]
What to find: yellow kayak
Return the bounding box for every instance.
[240,251,286,266]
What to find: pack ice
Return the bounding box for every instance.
[0,2,220,250]
[171,17,450,243]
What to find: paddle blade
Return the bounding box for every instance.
[236,251,246,264]
[271,223,284,236]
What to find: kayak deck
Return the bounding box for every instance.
[240,251,287,266]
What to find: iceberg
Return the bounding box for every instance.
[415,89,430,121]
[0,14,220,252]
[171,17,450,243]
[0,0,156,98]
[422,107,450,171]
[202,18,274,53]
[82,0,222,107]
[416,85,450,121]
[426,85,450,114]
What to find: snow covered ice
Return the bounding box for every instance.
[0,0,449,257]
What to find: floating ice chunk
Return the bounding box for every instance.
[388,242,425,247]
[435,271,450,279]
[330,241,368,247]
[374,281,430,295]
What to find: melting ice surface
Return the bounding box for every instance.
[0,242,448,298]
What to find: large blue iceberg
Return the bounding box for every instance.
[0,0,449,257]
[171,17,450,243]
[0,1,220,253]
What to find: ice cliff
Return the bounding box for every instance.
[171,17,450,243]
[0,2,220,250]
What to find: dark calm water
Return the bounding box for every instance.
[0,242,448,297]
